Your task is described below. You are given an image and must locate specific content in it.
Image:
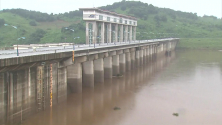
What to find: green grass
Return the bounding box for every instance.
[177,38,222,50]
[1,1,222,48]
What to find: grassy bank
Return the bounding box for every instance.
[177,38,222,50]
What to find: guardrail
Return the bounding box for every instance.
[0,39,175,55]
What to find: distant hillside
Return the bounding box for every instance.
[0,1,222,47]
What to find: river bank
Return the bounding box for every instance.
[177,38,222,50]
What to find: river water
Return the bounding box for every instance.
[21,50,222,125]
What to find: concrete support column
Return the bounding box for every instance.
[170,42,172,50]
[135,50,140,67]
[134,27,136,41]
[140,49,144,66]
[92,21,97,44]
[112,55,119,76]
[86,22,89,44]
[131,51,135,69]
[150,46,153,61]
[155,46,158,54]
[94,59,104,83]
[143,49,147,64]
[125,53,131,71]
[146,48,150,62]
[115,24,118,43]
[101,22,105,44]
[58,67,67,103]
[104,57,112,79]
[67,63,82,93]
[0,73,6,124]
[82,61,94,88]
[153,46,155,54]
[129,26,132,41]
[108,23,112,43]
[119,25,123,42]
[119,54,126,74]
[161,43,164,52]
[124,25,128,42]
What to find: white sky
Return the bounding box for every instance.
[0,0,222,18]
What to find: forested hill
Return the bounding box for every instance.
[0,0,222,47]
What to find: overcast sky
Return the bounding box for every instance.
[0,0,221,18]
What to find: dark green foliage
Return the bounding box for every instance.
[121,6,126,11]
[160,15,167,22]
[27,29,46,44]
[61,22,85,33]
[29,21,37,26]
[57,10,82,19]
[3,9,55,22]
[0,18,5,27]
[203,15,218,20]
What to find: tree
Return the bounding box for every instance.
[28,29,46,44]
[0,19,5,27]
[160,15,167,22]
[29,21,37,26]
[121,6,126,11]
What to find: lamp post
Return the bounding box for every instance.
[64,27,75,47]
[73,37,80,50]
[4,24,24,56]
[16,37,26,56]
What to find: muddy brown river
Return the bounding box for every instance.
[20,50,222,125]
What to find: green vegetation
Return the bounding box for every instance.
[0,18,5,27]
[0,1,222,48]
[29,21,37,26]
[177,38,222,50]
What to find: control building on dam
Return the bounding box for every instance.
[0,8,179,124]
[80,8,137,44]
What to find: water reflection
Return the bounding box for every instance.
[20,51,179,125]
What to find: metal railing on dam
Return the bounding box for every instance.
[0,38,179,125]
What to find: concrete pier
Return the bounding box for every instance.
[119,54,126,74]
[67,63,82,93]
[0,38,179,124]
[125,53,131,71]
[140,49,144,66]
[82,61,94,88]
[131,51,136,69]
[135,51,140,67]
[104,57,112,79]
[57,67,67,103]
[94,59,104,83]
[143,49,147,64]
[112,55,120,76]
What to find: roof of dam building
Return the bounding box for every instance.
[79,8,137,20]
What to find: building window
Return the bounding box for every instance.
[99,15,103,20]
[107,17,110,21]
[114,18,117,22]
[134,22,136,25]
[119,18,122,23]
[125,20,127,24]
[129,21,132,24]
